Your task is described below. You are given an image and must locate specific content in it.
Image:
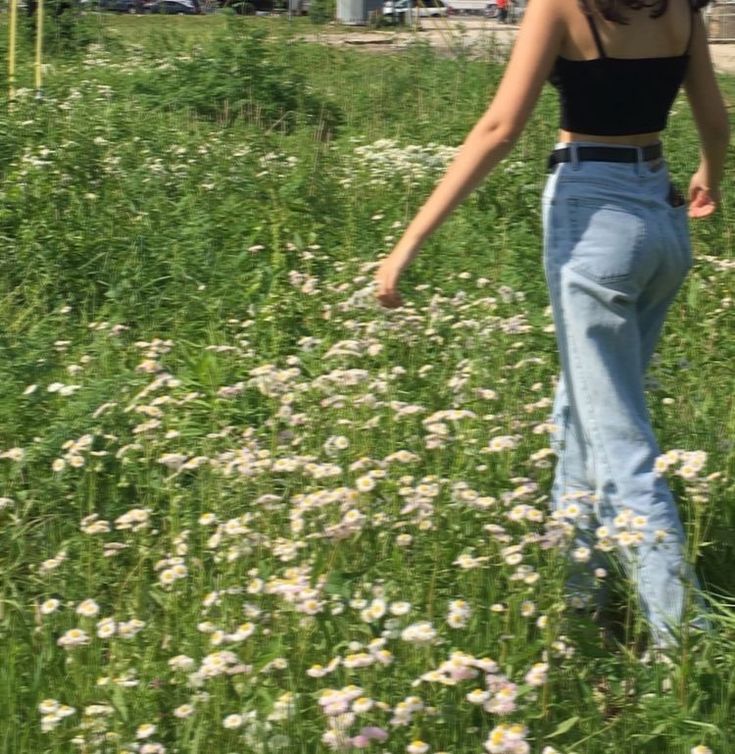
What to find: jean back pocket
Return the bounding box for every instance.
[567,197,647,284]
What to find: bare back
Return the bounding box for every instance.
[559,0,694,60]
[556,0,695,144]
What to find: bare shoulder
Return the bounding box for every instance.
[478,0,566,137]
[515,0,579,53]
[519,0,568,27]
[511,0,567,50]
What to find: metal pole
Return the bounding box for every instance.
[8,0,19,101]
[35,0,45,98]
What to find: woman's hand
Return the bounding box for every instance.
[374,243,420,309]
[688,169,720,218]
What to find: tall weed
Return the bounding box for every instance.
[130,19,343,134]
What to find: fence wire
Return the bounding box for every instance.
[707,2,735,42]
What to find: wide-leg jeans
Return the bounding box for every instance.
[542,143,704,648]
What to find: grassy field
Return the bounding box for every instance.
[1,12,734,754]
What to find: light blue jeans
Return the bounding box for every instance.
[542,143,704,647]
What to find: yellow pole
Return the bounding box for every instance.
[35,0,45,95]
[8,0,19,101]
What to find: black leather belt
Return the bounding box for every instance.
[548,143,663,171]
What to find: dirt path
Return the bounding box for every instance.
[301,19,735,74]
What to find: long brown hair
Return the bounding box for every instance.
[585,0,710,24]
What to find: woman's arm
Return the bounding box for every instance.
[375,0,565,307]
[684,10,730,218]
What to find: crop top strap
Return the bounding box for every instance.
[584,12,607,58]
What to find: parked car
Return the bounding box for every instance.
[383,0,451,17]
[143,0,201,12]
[98,0,139,12]
[223,0,274,13]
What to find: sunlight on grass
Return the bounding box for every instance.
[0,15,733,754]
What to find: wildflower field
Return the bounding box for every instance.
[1,13,734,754]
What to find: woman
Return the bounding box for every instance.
[374,0,729,649]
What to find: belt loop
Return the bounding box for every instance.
[635,145,644,176]
[570,143,580,171]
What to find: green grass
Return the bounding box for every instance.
[53,11,375,46]
[0,14,734,754]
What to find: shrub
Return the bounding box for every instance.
[22,0,100,56]
[130,20,342,134]
[309,0,335,23]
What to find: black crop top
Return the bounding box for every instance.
[548,9,693,136]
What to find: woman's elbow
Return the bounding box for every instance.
[701,118,731,149]
[694,98,731,145]
[474,116,524,151]
[714,117,731,144]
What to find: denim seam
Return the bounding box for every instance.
[556,404,570,510]
[559,302,607,498]
[556,293,617,608]
[670,206,693,270]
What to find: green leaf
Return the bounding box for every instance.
[111,685,128,723]
[546,716,580,738]
[631,721,670,742]
[684,720,721,732]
